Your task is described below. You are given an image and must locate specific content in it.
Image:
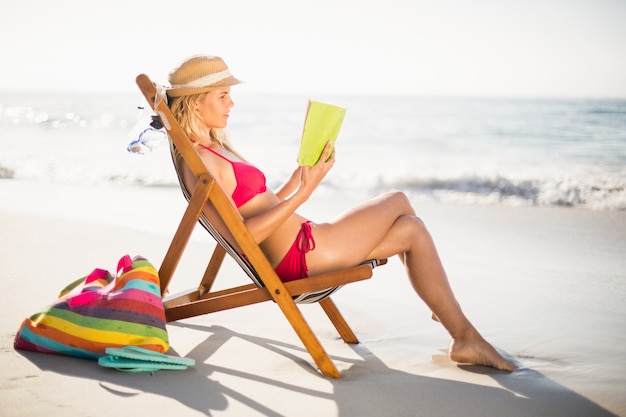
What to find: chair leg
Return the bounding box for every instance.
[274,297,342,378]
[198,245,226,295]
[319,297,359,344]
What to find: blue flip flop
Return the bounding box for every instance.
[98,346,195,372]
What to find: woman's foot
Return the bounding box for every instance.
[448,333,517,372]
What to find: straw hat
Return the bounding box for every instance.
[166,55,242,97]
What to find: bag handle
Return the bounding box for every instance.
[67,255,134,308]
[116,254,134,275]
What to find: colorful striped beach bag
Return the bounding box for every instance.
[14,254,169,359]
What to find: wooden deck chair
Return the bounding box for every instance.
[136,74,387,378]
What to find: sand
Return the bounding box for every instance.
[1,180,625,417]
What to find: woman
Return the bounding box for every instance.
[165,55,516,372]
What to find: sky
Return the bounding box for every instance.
[1,0,625,98]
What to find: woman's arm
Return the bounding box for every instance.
[242,142,335,243]
[274,166,302,201]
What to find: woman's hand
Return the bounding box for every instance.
[272,141,334,203]
[297,141,335,198]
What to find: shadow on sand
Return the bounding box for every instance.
[21,322,617,417]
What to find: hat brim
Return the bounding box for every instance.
[166,76,242,97]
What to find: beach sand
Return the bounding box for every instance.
[1,180,625,417]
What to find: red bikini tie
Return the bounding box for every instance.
[297,221,315,278]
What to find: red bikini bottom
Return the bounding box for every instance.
[274,221,315,282]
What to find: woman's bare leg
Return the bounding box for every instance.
[310,192,516,371]
[398,216,516,371]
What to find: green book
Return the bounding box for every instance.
[297,100,346,166]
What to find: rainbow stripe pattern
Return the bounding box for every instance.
[14,255,169,358]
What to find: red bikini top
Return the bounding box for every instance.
[200,144,267,207]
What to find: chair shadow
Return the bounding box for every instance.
[20,322,618,417]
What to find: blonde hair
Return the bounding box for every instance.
[168,92,243,158]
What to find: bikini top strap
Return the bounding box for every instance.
[202,145,232,163]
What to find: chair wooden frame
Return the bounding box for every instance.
[136,74,386,378]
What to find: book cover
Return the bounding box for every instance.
[297,100,346,166]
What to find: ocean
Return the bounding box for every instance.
[1,91,625,211]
